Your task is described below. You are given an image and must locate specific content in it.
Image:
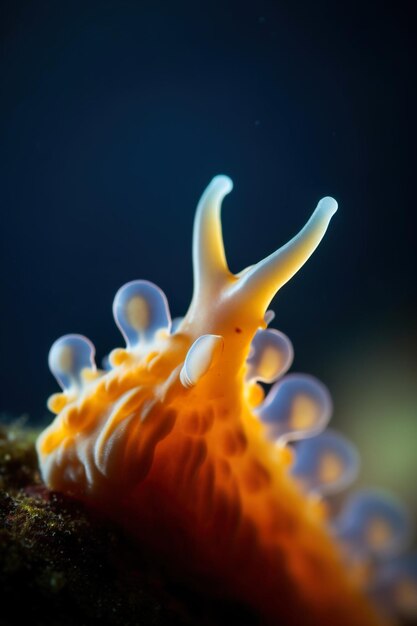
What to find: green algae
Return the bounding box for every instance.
[0,419,187,626]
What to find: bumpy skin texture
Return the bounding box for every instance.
[37,177,389,626]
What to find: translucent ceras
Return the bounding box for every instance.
[37,176,413,626]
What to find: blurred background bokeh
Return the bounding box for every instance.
[1,1,416,517]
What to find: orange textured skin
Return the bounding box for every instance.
[37,177,391,625]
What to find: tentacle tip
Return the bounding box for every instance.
[211,174,233,193]
[318,196,338,216]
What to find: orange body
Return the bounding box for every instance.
[37,176,390,625]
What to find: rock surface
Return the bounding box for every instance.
[0,419,260,626]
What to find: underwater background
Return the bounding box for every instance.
[1,0,416,523]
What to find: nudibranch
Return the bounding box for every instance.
[37,177,416,626]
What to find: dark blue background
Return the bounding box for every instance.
[1,0,416,473]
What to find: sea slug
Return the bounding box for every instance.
[37,176,416,625]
